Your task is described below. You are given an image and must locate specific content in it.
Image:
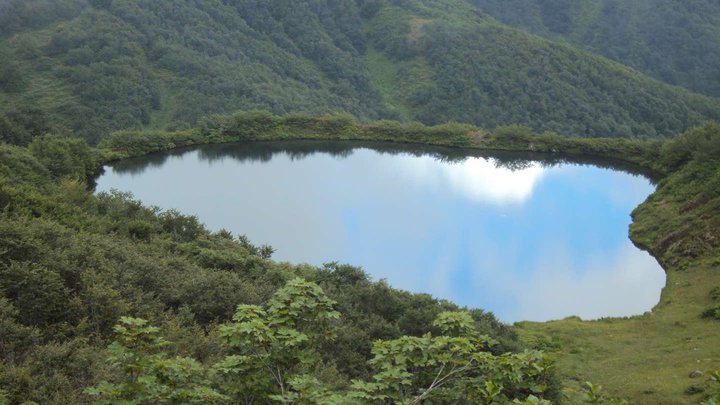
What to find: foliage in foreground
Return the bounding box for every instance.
[88,278,555,404]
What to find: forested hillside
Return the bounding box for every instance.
[1,0,720,143]
[0,0,390,143]
[470,0,720,97]
[362,0,719,138]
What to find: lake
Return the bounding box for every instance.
[95,141,666,323]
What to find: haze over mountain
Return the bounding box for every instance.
[469,0,720,97]
[1,0,719,144]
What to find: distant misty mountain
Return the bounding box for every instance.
[469,0,720,97]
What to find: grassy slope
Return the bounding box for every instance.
[363,46,414,121]
[518,158,720,403]
[0,0,390,143]
[519,263,719,404]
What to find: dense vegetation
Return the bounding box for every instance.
[363,1,720,138]
[84,286,556,404]
[0,0,388,143]
[469,0,720,97]
[2,0,720,143]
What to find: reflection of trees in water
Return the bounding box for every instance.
[196,141,475,164]
[108,149,190,175]
[197,142,357,163]
[490,153,659,182]
[486,151,658,181]
[103,140,659,182]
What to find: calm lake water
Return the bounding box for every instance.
[95,141,666,323]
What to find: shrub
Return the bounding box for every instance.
[700,304,720,320]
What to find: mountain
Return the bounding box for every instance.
[1,0,719,143]
[0,0,389,143]
[469,0,720,97]
[362,0,720,138]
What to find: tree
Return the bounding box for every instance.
[85,317,225,404]
[28,135,98,181]
[0,262,78,326]
[213,277,340,404]
[279,310,556,404]
[88,280,557,404]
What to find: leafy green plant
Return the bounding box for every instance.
[702,371,720,405]
[85,317,225,404]
[581,381,628,404]
[85,281,557,404]
[279,309,556,404]
[514,395,552,404]
[701,305,720,321]
[213,278,341,404]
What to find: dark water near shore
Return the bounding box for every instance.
[96,141,665,322]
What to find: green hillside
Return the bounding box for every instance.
[362,1,720,138]
[2,0,720,144]
[469,0,720,97]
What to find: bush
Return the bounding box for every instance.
[701,304,720,320]
[222,111,281,140]
[710,286,720,301]
[28,135,98,181]
[126,219,158,240]
[0,115,32,146]
[101,130,203,157]
[661,122,720,170]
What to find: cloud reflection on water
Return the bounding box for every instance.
[397,155,547,205]
[474,244,665,322]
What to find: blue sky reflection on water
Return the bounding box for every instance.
[95,144,665,322]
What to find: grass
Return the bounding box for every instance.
[147,68,184,131]
[518,263,720,404]
[364,46,414,120]
[518,155,720,404]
